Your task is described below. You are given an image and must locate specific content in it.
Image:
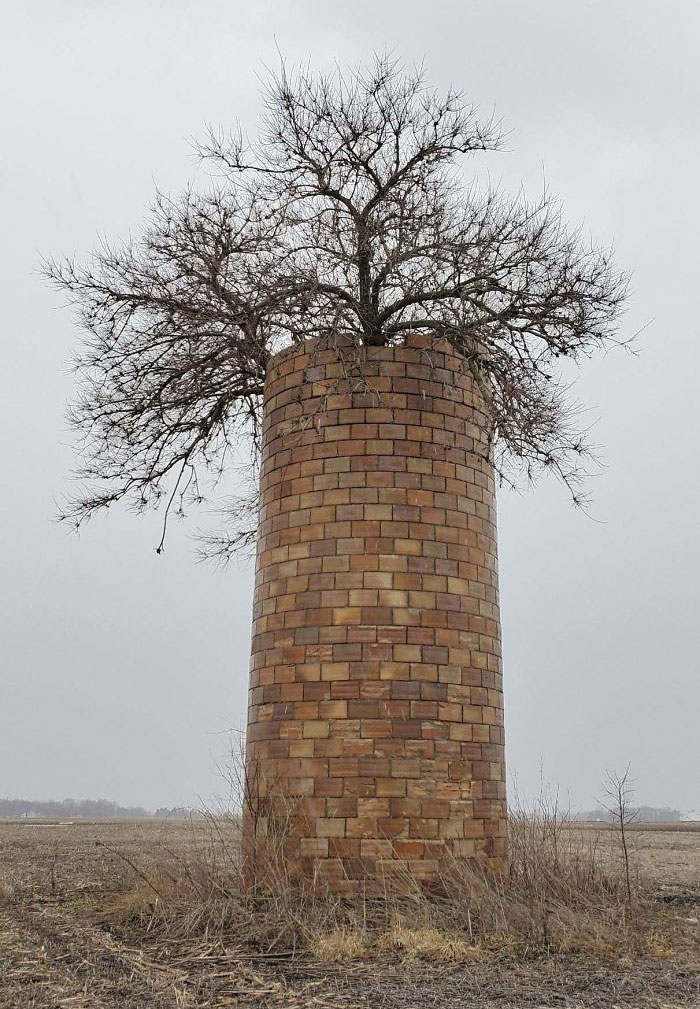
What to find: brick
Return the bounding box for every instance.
[318,700,348,718]
[300,837,329,856]
[346,816,379,838]
[410,700,439,719]
[328,838,360,858]
[391,758,422,778]
[393,839,425,859]
[357,797,391,817]
[314,778,344,797]
[326,797,357,817]
[376,778,407,797]
[303,720,330,738]
[314,738,344,757]
[360,839,394,858]
[332,608,362,625]
[316,818,347,837]
[377,817,409,838]
[409,819,439,839]
[422,800,449,818]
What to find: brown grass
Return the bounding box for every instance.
[98,801,677,963]
[376,924,483,960]
[1,816,697,1008]
[310,927,367,961]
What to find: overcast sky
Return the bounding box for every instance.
[1,0,698,814]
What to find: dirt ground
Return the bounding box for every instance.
[0,818,698,1008]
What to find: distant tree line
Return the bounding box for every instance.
[577,805,682,823]
[0,798,204,820]
[153,806,203,819]
[0,797,151,819]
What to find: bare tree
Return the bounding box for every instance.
[601,765,638,906]
[45,55,629,556]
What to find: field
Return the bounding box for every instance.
[0,818,698,1008]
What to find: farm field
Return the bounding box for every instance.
[0,818,698,1008]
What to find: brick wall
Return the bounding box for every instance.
[245,335,506,892]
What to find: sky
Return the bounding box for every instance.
[1,0,698,815]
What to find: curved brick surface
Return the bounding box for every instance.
[245,335,506,891]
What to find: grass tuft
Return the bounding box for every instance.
[378,924,482,961]
[309,927,367,961]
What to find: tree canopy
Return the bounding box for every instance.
[47,56,628,556]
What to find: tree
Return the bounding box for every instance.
[46,56,628,557]
[601,766,638,906]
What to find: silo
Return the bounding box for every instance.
[245,334,506,892]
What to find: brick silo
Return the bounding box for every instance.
[244,334,506,892]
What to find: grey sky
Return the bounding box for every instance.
[1,0,697,813]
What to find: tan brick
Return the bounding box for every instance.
[316,817,347,837]
[376,778,407,797]
[303,720,330,738]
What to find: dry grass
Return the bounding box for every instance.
[96,804,682,963]
[0,816,697,1008]
[377,924,483,960]
[309,927,367,961]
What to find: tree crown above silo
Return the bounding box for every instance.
[46,56,628,555]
